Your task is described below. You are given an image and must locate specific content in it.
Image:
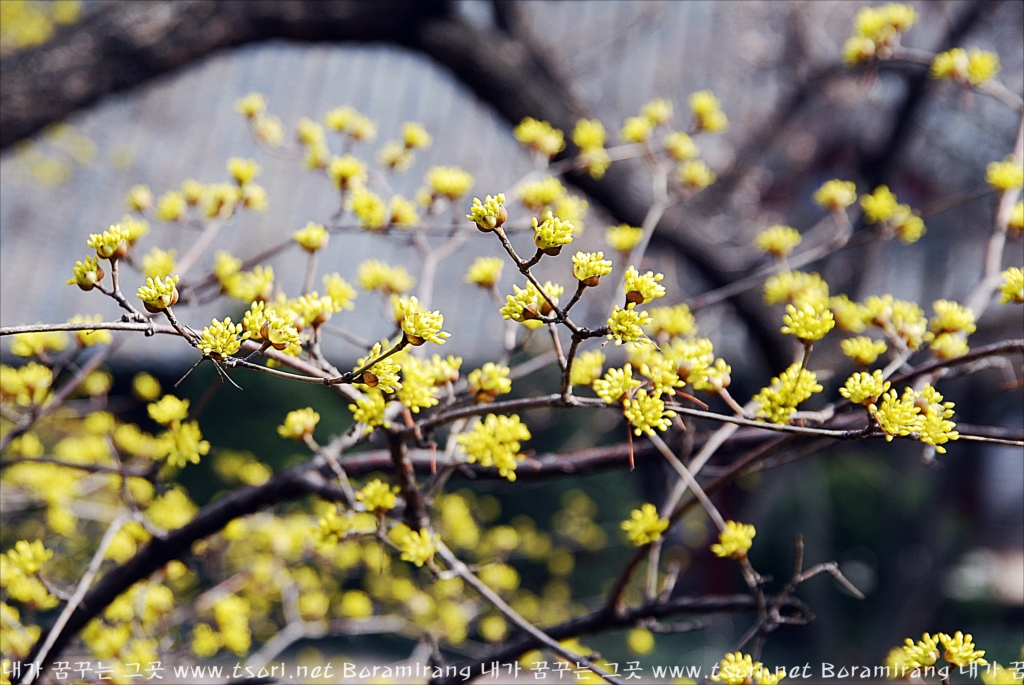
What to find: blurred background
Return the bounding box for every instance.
[1,0,1022,677]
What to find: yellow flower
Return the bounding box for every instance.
[623,266,666,304]
[916,384,959,453]
[663,132,699,162]
[355,341,402,393]
[623,388,676,436]
[711,652,760,685]
[554,194,589,232]
[593,365,641,404]
[402,121,432,149]
[871,387,922,441]
[986,156,1024,191]
[900,633,941,669]
[399,528,437,567]
[621,503,669,546]
[640,97,673,126]
[764,270,829,308]
[234,92,266,118]
[457,414,531,481]
[191,623,222,658]
[999,266,1024,304]
[518,176,564,211]
[929,299,976,336]
[291,291,335,327]
[87,223,130,259]
[277,407,319,441]
[619,116,653,143]
[136,275,180,312]
[645,303,697,338]
[513,117,565,157]
[155,191,187,222]
[711,521,756,559]
[349,389,389,428]
[2,362,53,406]
[689,90,728,132]
[677,159,716,189]
[297,116,325,145]
[829,295,870,333]
[467,362,512,402]
[932,48,1000,85]
[465,256,504,287]
[755,225,802,257]
[358,259,415,294]
[428,354,462,385]
[627,627,655,655]
[466,194,508,233]
[227,157,260,186]
[532,212,574,252]
[252,114,284,146]
[148,395,189,426]
[347,186,388,231]
[571,118,606,150]
[126,184,154,212]
[781,302,836,343]
[293,221,329,251]
[4,540,52,575]
[326,154,368,191]
[839,369,890,405]
[841,336,887,365]
[9,328,68,358]
[571,251,613,285]
[198,317,250,358]
[322,273,357,311]
[66,255,104,290]
[396,355,439,413]
[388,195,419,227]
[356,479,400,513]
[601,227,642,258]
[891,204,926,243]
[120,215,149,243]
[200,183,240,219]
[569,350,605,387]
[843,35,876,67]
[607,304,651,346]
[397,297,449,345]
[426,165,474,200]
[860,185,899,223]
[813,179,857,211]
[137,247,176,280]
[753,363,822,424]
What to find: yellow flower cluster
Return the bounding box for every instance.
[569,350,605,387]
[87,223,129,260]
[753,363,823,424]
[606,224,644,252]
[623,266,666,304]
[926,299,975,359]
[677,159,716,189]
[594,365,641,404]
[518,176,564,211]
[67,255,104,290]
[1000,266,1023,304]
[327,153,367,190]
[148,395,189,426]
[623,388,676,436]
[867,383,959,452]
[0,540,58,610]
[467,362,512,402]
[842,3,918,67]
[986,156,1024,191]
[234,92,284,146]
[840,336,887,365]
[465,256,504,287]
[781,302,836,343]
[607,304,652,346]
[532,212,575,252]
[136,275,180,312]
[457,414,532,481]
[324,105,377,141]
[645,303,697,338]
[9,329,68,358]
[571,251,613,285]
[277,407,319,441]
[198,317,250,358]
[620,115,652,143]
[349,389,389,428]
[764,270,829,308]
[711,651,783,685]
[1,363,52,407]
[689,90,728,132]
[425,165,475,200]
[621,503,669,546]
[813,179,857,212]
[500,280,562,328]
[358,259,415,294]
[347,186,388,231]
[711,520,756,559]
[395,295,449,345]
[397,528,438,567]
[755,225,802,257]
[395,355,440,413]
[356,479,400,513]
[513,117,565,157]
[571,119,611,178]
[292,221,329,251]
[892,631,987,670]
[355,342,402,392]
[141,247,176,279]
[932,48,1001,86]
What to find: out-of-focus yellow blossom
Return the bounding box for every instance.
[426,165,474,200]
[67,255,104,290]
[608,304,651,346]
[518,176,564,211]
[841,336,887,365]
[532,212,574,252]
[349,389,389,428]
[399,528,437,567]
[136,275,179,312]
[227,157,260,186]
[664,131,699,161]
[986,156,1024,191]
[467,362,512,402]
[221,264,274,302]
[119,214,149,243]
[621,504,669,546]
[606,224,644,252]
[781,302,836,343]
[161,420,210,468]
[355,341,402,393]
[572,251,612,285]
[402,121,432,149]
[764,270,829,308]
[645,303,697,338]
[840,370,890,405]
[572,118,607,150]
[755,225,802,257]
[932,47,1000,86]
[140,247,176,280]
[623,265,666,304]
[235,92,266,118]
[293,221,329,251]
[148,395,189,426]
[378,140,413,172]
[81,370,112,396]
[358,259,415,294]
[396,355,439,413]
[677,159,716,189]
[929,299,976,336]
[981,663,1019,684]
[347,186,388,231]
[252,114,284,146]
[87,223,129,259]
[513,117,565,157]
[11,329,68,358]
[213,594,251,656]
[1000,266,1023,303]
[829,295,871,333]
[623,388,675,436]
[356,479,399,513]
[627,627,656,655]
[465,256,504,287]
[843,4,918,67]
[864,294,927,350]
[387,195,419,227]
[126,184,154,213]
[479,614,509,643]
[860,185,899,223]
[201,182,240,219]
[1,362,52,406]
[593,365,641,404]
[277,407,319,441]
[843,35,877,67]
[640,97,673,126]
[899,633,941,669]
[813,179,857,211]
[339,590,374,618]
[620,116,653,143]
[191,623,222,658]
[890,203,926,243]
[552,193,588,232]
[198,317,249,358]
[569,350,605,387]
[711,520,756,559]
[326,154,368,191]
[580,146,612,178]
[131,372,161,402]
[753,363,822,424]
[689,90,728,132]
[1007,200,1024,237]
[297,116,325,147]
[155,189,188,222]
[466,194,507,232]
[3,540,51,575]
[457,414,531,481]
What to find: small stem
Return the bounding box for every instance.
[302,250,319,295]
